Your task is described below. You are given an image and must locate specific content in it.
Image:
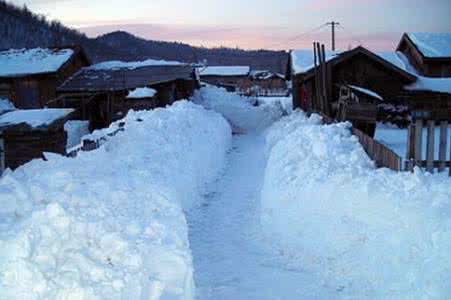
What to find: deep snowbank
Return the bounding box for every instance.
[262,111,451,298]
[0,101,231,300]
[192,86,284,133]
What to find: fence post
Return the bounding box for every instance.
[406,123,415,171]
[426,120,435,173]
[414,119,423,168]
[438,120,448,172]
[0,132,4,175]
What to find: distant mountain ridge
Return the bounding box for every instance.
[0,1,288,73]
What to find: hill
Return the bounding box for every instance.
[0,1,288,72]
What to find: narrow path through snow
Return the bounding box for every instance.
[187,132,336,300]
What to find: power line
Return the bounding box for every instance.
[268,23,328,49]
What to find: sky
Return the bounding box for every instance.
[10,0,451,51]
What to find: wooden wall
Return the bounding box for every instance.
[3,129,67,169]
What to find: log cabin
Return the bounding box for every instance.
[54,61,199,130]
[287,44,451,125]
[198,66,251,92]
[0,46,90,108]
[0,108,74,170]
[397,33,451,78]
[287,46,416,113]
[249,70,287,95]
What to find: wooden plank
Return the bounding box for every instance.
[313,43,320,112]
[426,120,435,173]
[0,134,4,175]
[414,119,423,166]
[316,42,324,112]
[321,44,330,116]
[405,124,415,171]
[438,120,448,172]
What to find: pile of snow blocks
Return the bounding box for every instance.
[0,101,231,300]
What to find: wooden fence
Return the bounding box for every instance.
[351,127,402,171]
[405,119,451,174]
[320,113,403,172]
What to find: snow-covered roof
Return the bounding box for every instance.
[405,77,451,94]
[87,59,185,71]
[290,49,339,75]
[127,87,157,99]
[407,32,451,58]
[0,48,75,77]
[0,97,15,115]
[199,66,250,77]
[250,70,285,80]
[0,108,74,130]
[348,85,384,101]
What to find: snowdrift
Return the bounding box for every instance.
[262,111,451,298]
[192,86,284,133]
[0,101,231,300]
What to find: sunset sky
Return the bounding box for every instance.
[9,0,451,51]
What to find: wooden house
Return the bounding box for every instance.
[397,33,451,77]
[54,62,198,130]
[0,108,74,170]
[198,66,251,92]
[287,46,417,114]
[0,46,90,109]
[249,70,287,95]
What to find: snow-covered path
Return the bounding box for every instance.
[187,132,335,300]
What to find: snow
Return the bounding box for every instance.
[198,66,250,77]
[0,109,74,129]
[262,111,451,298]
[0,97,15,115]
[65,120,90,150]
[408,32,451,58]
[87,59,185,71]
[348,84,384,101]
[127,87,157,99]
[290,49,339,75]
[257,96,293,113]
[0,101,231,300]
[0,48,74,77]
[192,86,284,133]
[406,76,451,94]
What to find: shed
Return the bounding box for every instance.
[55,61,198,130]
[287,46,417,114]
[249,70,287,95]
[0,108,74,170]
[198,66,251,92]
[397,33,451,77]
[0,46,90,108]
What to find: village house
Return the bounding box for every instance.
[249,70,287,95]
[54,60,199,130]
[0,46,90,109]
[397,33,451,77]
[0,108,74,170]
[198,66,251,92]
[287,36,451,124]
[287,46,416,113]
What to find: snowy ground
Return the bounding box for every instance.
[262,111,451,298]
[189,87,336,299]
[0,101,231,300]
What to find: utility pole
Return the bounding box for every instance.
[326,21,340,51]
